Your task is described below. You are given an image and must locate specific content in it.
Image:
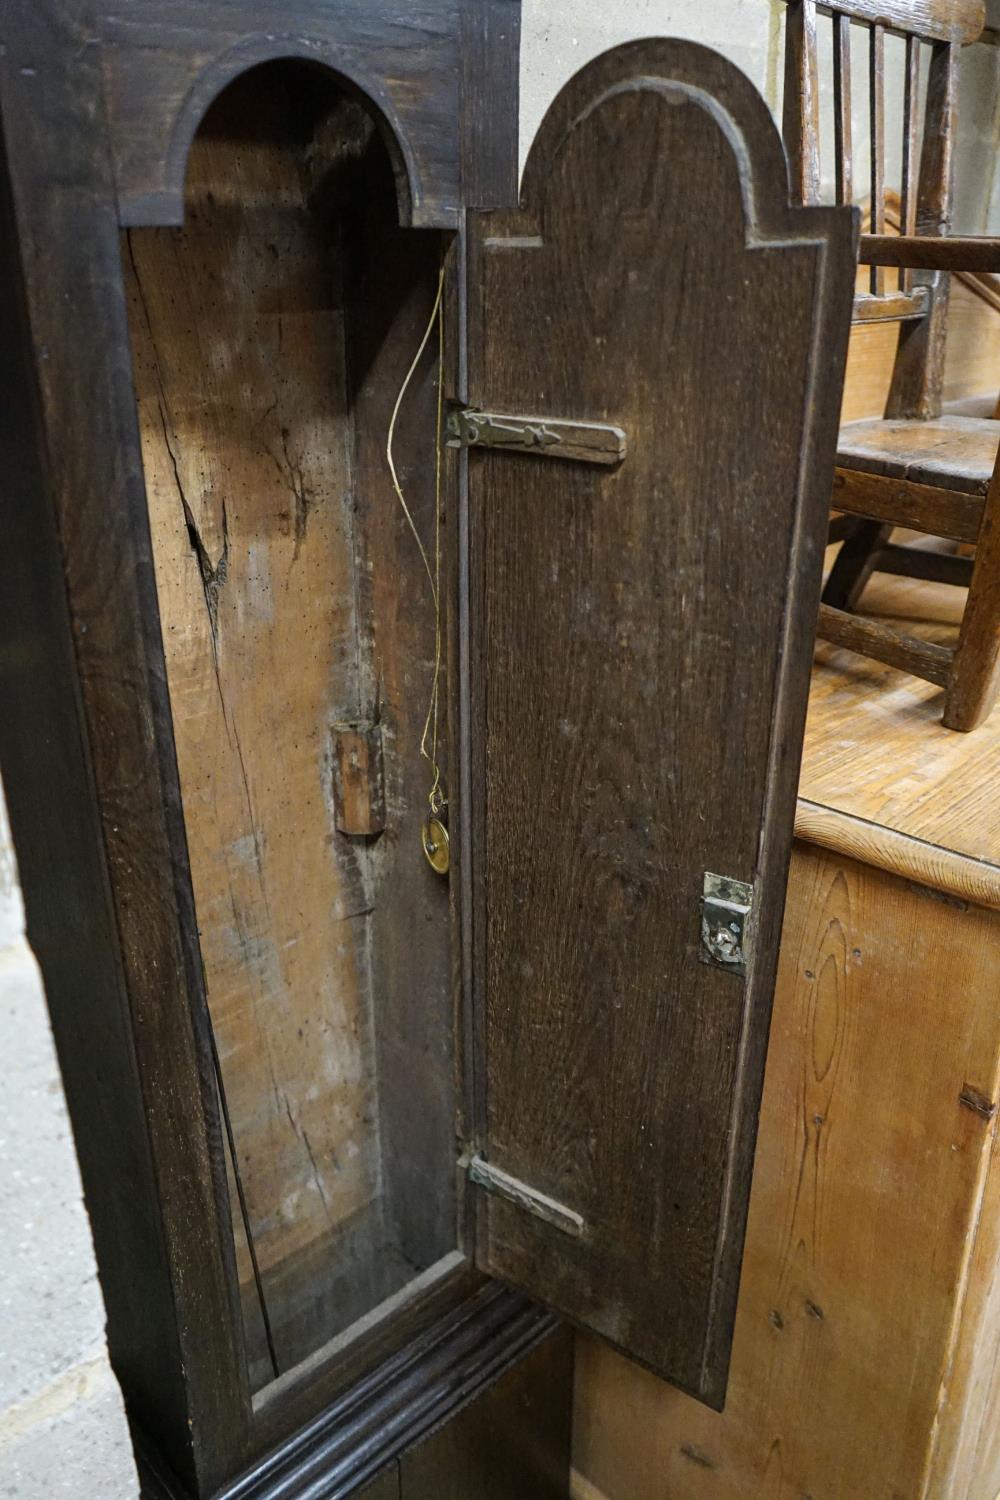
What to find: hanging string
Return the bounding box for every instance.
[386,262,447,816]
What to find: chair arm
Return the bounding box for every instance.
[860,235,1000,273]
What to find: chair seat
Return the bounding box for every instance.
[837,415,1000,496]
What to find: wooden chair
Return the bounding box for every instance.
[782,0,1000,730]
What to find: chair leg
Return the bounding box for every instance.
[943,486,1000,731]
[822,520,892,611]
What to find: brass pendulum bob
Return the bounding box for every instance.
[421,814,450,875]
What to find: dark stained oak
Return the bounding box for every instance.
[398,1322,573,1499]
[832,11,853,205]
[0,5,858,1493]
[0,3,522,1496]
[817,603,954,685]
[818,0,983,41]
[837,416,1000,494]
[460,0,522,209]
[98,0,519,230]
[864,233,1000,271]
[884,41,960,424]
[0,8,249,1490]
[783,0,821,205]
[465,38,856,1407]
[946,479,1000,729]
[875,542,974,588]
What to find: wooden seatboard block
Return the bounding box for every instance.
[465,38,856,1406]
[332,724,387,837]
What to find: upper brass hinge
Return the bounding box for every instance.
[445,406,626,465]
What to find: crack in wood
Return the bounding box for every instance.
[959,1084,997,1119]
[265,424,314,561]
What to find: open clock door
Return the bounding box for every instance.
[461,39,856,1407]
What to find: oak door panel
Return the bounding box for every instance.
[466,39,856,1405]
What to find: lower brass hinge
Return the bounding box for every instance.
[445,406,626,465]
[466,1155,586,1238]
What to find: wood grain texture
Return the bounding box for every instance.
[399,1324,573,1499]
[466,38,855,1405]
[569,469,1000,1491]
[783,0,821,205]
[875,538,975,586]
[0,5,249,1488]
[930,1114,1000,1499]
[837,414,999,492]
[217,1285,564,1499]
[124,69,458,1386]
[459,0,521,209]
[332,726,386,837]
[355,1325,573,1500]
[885,41,960,422]
[802,567,1000,860]
[840,269,1000,422]
[901,34,920,244]
[338,142,459,1299]
[125,85,382,1345]
[868,24,886,296]
[98,0,474,229]
[945,472,1000,729]
[864,233,1000,271]
[572,841,1000,1500]
[832,12,852,206]
[852,287,928,322]
[818,0,984,42]
[831,465,985,540]
[794,796,1000,910]
[0,96,213,1500]
[817,600,954,683]
[0,2,545,1493]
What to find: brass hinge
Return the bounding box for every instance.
[700,873,754,975]
[466,1155,586,1238]
[445,406,626,465]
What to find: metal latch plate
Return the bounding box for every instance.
[700,873,754,975]
[445,407,626,465]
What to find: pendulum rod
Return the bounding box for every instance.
[385,255,451,873]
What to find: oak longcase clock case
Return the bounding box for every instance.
[0,2,855,1495]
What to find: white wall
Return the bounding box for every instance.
[520,0,1000,232]
[0,781,139,1499]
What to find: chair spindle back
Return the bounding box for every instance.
[781,0,984,418]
